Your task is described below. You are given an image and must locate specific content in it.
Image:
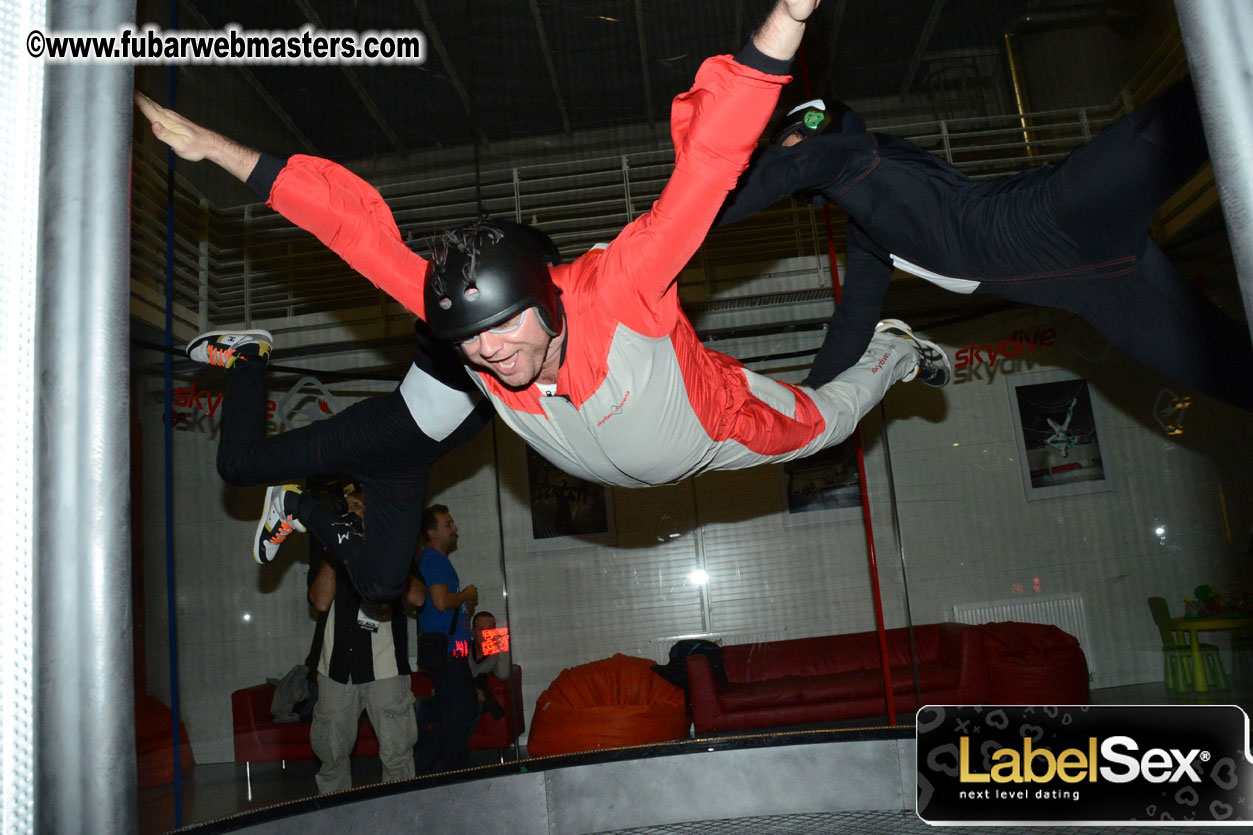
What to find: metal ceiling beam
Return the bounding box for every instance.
[413,0,489,146]
[293,0,405,153]
[900,0,948,96]
[816,0,848,100]
[634,0,657,136]
[528,0,571,134]
[180,0,319,155]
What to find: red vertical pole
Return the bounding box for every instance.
[798,45,898,724]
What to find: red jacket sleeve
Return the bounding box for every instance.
[267,154,429,318]
[595,54,790,335]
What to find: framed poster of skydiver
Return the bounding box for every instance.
[1007,371,1113,501]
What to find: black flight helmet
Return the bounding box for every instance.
[424,218,563,343]
[772,98,866,145]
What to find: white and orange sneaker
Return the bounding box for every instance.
[253,484,306,565]
[187,329,273,368]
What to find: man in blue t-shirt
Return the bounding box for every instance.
[414,503,479,772]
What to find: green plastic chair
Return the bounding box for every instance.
[1231,630,1253,684]
[1147,596,1228,692]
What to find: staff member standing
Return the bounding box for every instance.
[414,504,479,773]
[306,487,423,793]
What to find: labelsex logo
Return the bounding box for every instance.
[960,735,1205,785]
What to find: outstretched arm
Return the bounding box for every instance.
[714,145,800,228]
[135,92,259,182]
[135,93,429,317]
[717,135,875,228]
[755,0,819,60]
[596,0,819,329]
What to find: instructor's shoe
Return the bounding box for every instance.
[187,329,273,368]
[875,318,951,388]
[254,484,306,565]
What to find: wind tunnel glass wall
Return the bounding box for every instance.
[125,0,1253,830]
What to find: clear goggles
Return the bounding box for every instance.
[455,307,530,345]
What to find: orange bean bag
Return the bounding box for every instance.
[527,654,689,757]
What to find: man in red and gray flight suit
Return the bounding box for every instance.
[139,0,947,599]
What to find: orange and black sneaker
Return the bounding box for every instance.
[186,329,273,369]
[253,484,306,565]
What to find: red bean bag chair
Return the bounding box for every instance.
[980,622,1090,704]
[527,654,689,757]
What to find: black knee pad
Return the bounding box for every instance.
[215,451,254,487]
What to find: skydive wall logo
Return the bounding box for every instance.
[917,705,1253,824]
[169,376,340,434]
[953,328,1055,385]
[169,383,275,434]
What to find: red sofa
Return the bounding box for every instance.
[686,622,1091,734]
[686,623,990,733]
[231,666,523,780]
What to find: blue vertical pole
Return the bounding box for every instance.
[162,0,185,826]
